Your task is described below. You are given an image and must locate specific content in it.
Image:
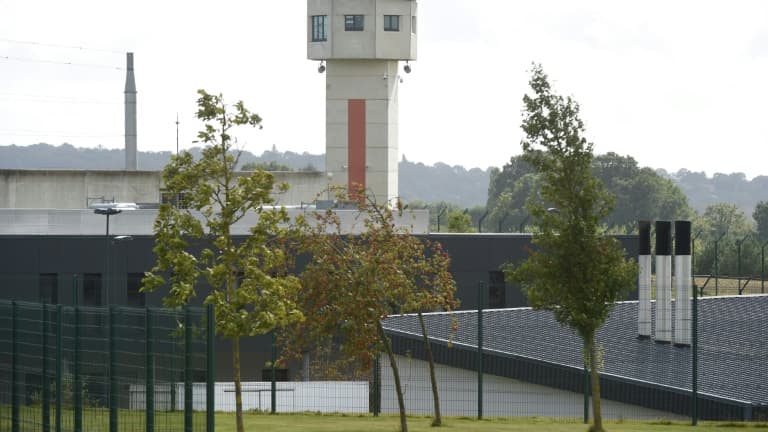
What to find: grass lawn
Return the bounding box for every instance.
[231,412,768,432]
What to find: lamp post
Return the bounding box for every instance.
[95,208,121,305]
[92,203,138,305]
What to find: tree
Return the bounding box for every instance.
[284,191,458,431]
[503,65,636,432]
[753,201,768,241]
[241,160,292,171]
[141,90,304,432]
[447,209,474,232]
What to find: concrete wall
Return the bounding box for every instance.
[129,381,369,413]
[0,169,329,209]
[381,355,685,420]
[308,0,417,60]
[325,60,400,205]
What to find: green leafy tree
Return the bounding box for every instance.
[503,65,636,432]
[694,203,756,276]
[142,90,303,432]
[753,201,768,241]
[284,191,458,431]
[488,153,692,233]
[241,160,292,171]
[447,210,475,233]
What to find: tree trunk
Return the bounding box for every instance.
[587,333,604,432]
[233,336,245,432]
[418,312,442,426]
[378,321,408,432]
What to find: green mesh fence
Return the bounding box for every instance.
[0,300,214,432]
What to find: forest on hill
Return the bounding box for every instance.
[1,143,767,216]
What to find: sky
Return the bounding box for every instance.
[1,0,767,178]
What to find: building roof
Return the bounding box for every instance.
[383,295,768,408]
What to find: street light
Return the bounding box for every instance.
[92,203,138,305]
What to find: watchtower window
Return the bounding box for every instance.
[384,15,400,32]
[312,15,327,41]
[345,15,364,31]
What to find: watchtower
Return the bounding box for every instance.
[307,0,417,204]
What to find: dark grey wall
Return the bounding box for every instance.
[0,233,638,380]
[0,233,639,309]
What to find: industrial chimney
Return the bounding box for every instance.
[124,52,137,171]
[674,220,692,346]
[637,221,652,339]
[654,221,672,343]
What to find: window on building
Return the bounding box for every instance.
[161,191,188,209]
[83,273,102,306]
[384,15,400,32]
[39,273,58,304]
[345,15,364,31]
[488,271,506,309]
[126,273,145,307]
[411,16,417,34]
[311,15,327,41]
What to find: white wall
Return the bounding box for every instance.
[129,381,369,413]
[380,355,687,420]
[0,169,329,209]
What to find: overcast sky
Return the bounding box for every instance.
[2,0,767,178]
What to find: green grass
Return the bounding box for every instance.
[4,405,767,431]
[233,412,768,432]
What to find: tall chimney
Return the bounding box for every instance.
[124,52,137,171]
[637,221,652,339]
[674,220,692,346]
[654,221,672,343]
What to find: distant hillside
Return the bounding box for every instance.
[0,143,490,207]
[656,169,768,216]
[4,143,765,213]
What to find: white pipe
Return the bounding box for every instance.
[673,255,692,346]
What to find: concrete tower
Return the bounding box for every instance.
[124,52,137,171]
[308,0,417,204]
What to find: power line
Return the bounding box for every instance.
[0,129,122,138]
[0,92,121,105]
[0,55,123,70]
[0,38,124,55]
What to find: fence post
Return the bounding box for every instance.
[477,281,484,420]
[583,342,589,424]
[206,304,215,432]
[55,305,62,432]
[692,282,699,426]
[74,305,82,432]
[109,306,118,432]
[11,301,19,432]
[146,307,154,432]
[373,353,381,416]
[184,307,193,432]
[42,303,51,432]
[271,330,277,414]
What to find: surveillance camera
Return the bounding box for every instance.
[318,63,326,74]
[403,63,411,74]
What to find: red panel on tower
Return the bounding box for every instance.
[348,99,366,197]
